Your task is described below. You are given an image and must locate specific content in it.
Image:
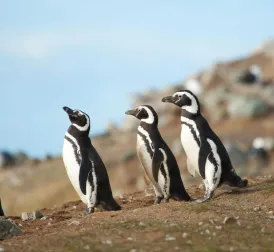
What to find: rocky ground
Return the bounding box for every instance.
[1,176,274,252]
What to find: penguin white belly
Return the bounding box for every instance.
[62,139,87,204]
[137,135,155,183]
[181,124,201,176]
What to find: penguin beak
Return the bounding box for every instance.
[125,109,137,116]
[162,96,176,103]
[63,106,74,116]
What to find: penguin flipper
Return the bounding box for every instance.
[79,155,91,195]
[198,138,211,179]
[152,149,164,182]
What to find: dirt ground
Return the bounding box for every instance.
[1,176,274,252]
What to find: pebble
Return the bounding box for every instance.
[165,235,176,241]
[139,222,145,226]
[223,217,237,225]
[68,221,80,226]
[198,222,203,226]
[0,248,4,252]
[182,232,188,239]
[40,216,47,220]
[83,245,90,250]
[103,240,112,246]
[72,206,77,210]
[127,237,133,241]
[269,216,274,220]
[205,229,210,235]
[216,226,223,230]
[253,207,261,211]
[268,211,273,215]
[21,210,44,221]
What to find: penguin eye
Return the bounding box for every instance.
[178,95,182,98]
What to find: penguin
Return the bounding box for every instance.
[125,105,191,204]
[162,90,248,202]
[62,106,121,215]
[0,198,4,216]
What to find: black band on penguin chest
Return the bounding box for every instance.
[65,136,81,165]
[138,132,154,157]
[181,122,201,146]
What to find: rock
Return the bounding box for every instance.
[21,212,33,221]
[0,151,15,169]
[0,248,5,252]
[32,210,43,220]
[68,221,80,226]
[223,217,237,225]
[40,216,47,220]
[182,232,188,239]
[216,226,223,230]
[202,87,228,122]
[238,65,262,84]
[165,234,176,241]
[21,210,44,221]
[227,96,268,119]
[0,218,23,240]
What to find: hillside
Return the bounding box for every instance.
[1,176,274,251]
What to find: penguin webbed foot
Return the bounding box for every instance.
[154,196,164,204]
[84,207,94,216]
[161,198,170,203]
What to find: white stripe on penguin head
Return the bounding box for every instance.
[173,91,199,114]
[139,106,155,124]
[72,110,90,132]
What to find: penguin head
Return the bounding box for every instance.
[162,90,200,114]
[125,105,158,125]
[63,106,90,133]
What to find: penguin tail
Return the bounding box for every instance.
[100,197,121,211]
[224,170,248,188]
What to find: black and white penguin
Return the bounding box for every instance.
[125,105,191,204]
[162,90,248,202]
[62,106,121,215]
[0,198,4,216]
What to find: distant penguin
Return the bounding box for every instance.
[0,199,4,216]
[125,105,191,204]
[162,90,248,202]
[62,106,121,215]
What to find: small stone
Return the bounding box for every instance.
[216,226,223,230]
[119,195,124,199]
[0,248,5,252]
[212,232,216,236]
[261,227,266,233]
[230,247,234,252]
[187,240,192,245]
[254,207,261,211]
[32,210,43,220]
[174,247,181,251]
[47,223,51,226]
[223,217,237,225]
[21,212,32,221]
[40,216,47,220]
[205,229,210,235]
[198,184,205,190]
[139,222,145,226]
[165,234,176,241]
[127,237,133,241]
[68,221,80,226]
[130,250,137,252]
[268,211,273,215]
[198,222,203,226]
[72,206,77,210]
[269,216,274,220]
[182,232,188,239]
[102,239,112,246]
[83,245,90,250]
[209,219,215,224]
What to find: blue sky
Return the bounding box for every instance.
[1,0,273,158]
